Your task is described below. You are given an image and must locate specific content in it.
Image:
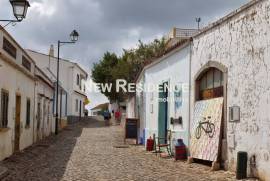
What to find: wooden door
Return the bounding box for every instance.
[14,95,21,152]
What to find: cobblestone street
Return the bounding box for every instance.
[1,119,237,181]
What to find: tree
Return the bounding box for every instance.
[91,38,167,102]
[92,52,121,101]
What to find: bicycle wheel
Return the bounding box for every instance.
[208,123,215,138]
[195,126,201,139]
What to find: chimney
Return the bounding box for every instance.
[49,44,54,57]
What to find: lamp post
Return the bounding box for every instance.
[55,30,79,135]
[0,0,30,22]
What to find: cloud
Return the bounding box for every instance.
[0,0,248,108]
[30,0,56,17]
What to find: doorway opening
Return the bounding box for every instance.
[194,64,227,169]
[158,82,169,143]
[14,95,21,152]
[79,100,82,120]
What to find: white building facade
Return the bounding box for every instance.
[126,96,135,119]
[0,27,54,161]
[190,0,270,179]
[34,66,55,141]
[137,41,192,147]
[135,74,146,144]
[26,49,88,123]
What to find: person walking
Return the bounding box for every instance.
[115,109,121,125]
[103,110,111,126]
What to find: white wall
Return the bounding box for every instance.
[34,73,54,142]
[71,92,85,117]
[109,102,118,113]
[191,0,270,179]
[27,50,88,118]
[136,76,146,143]
[144,45,190,146]
[0,57,35,160]
[126,96,135,118]
[0,29,36,161]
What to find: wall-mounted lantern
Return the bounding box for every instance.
[229,105,240,122]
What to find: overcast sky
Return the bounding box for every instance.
[0,0,247,108]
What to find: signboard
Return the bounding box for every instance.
[190,97,223,161]
[125,118,139,144]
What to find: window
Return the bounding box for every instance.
[3,37,16,59]
[26,99,31,127]
[22,56,31,72]
[75,99,78,112]
[76,74,80,86]
[1,90,9,128]
[198,68,223,100]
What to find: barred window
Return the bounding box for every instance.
[1,90,9,128]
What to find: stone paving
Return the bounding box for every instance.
[0,118,239,181]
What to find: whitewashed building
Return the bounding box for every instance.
[34,66,55,141]
[26,48,88,123]
[0,26,54,161]
[126,96,135,119]
[135,74,146,144]
[137,39,192,147]
[190,0,270,179]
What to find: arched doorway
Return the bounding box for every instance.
[194,61,228,169]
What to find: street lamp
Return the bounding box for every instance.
[0,0,30,22]
[55,30,79,135]
[70,30,79,42]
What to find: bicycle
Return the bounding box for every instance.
[195,116,215,139]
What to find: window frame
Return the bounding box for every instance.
[25,98,31,127]
[75,99,78,112]
[22,56,31,72]
[0,89,9,128]
[76,74,80,86]
[3,37,17,59]
[198,68,223,100]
